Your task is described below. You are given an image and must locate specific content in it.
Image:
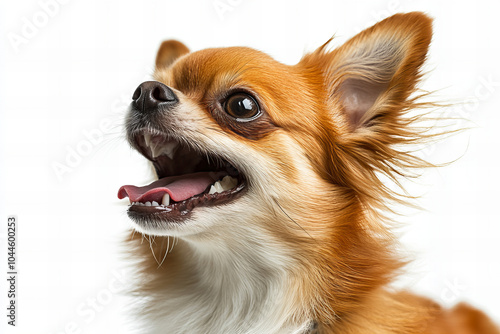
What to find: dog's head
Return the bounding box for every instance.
[118,13,433,245]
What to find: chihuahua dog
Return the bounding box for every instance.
[118,12,499,334]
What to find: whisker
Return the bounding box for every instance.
[158,236,171,268]
[273,198,317,243]
[148,235,161,266]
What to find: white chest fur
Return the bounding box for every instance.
[131,234,310,334]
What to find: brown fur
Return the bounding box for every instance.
[125,12,499,333]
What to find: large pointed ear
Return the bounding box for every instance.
[301,12,432,130]
[299,13,434,206]
[155,40,190,70]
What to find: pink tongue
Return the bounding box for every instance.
[118,172,224,203]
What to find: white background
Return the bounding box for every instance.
[1,0,499,333]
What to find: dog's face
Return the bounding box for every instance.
[120,46,326,238]
[118,13,433,244]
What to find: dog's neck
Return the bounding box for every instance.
[133,227,313,333]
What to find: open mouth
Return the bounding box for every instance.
[118,130,247,222]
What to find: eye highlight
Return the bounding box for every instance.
[224,93,260,121]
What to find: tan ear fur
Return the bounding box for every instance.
[155,40,190,69]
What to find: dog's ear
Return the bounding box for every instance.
[300,12,432,130]
[155,40,190,70]
[299,13,433,205]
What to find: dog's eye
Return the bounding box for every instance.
[224,93,260,121]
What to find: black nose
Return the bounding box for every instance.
[132,81,177,112]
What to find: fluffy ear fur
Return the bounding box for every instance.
[299,12,434,208]
[302,12,432,129]
[155,40,190,69]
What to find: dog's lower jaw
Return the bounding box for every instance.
[128,228,314,334]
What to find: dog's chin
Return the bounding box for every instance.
[127,199,250,237]
[127,213,211,237]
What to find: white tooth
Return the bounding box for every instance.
[144,133,151,147]
[151,141,179,159]
[214,181,223,193]
[163,141,179,159]
[161,193,170,206]
[136,202,144,206]
[152,201,159,206]
[151,143,163,159]
[220,176,237,191]
[145,201,152,206]
[208,185,217,195]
